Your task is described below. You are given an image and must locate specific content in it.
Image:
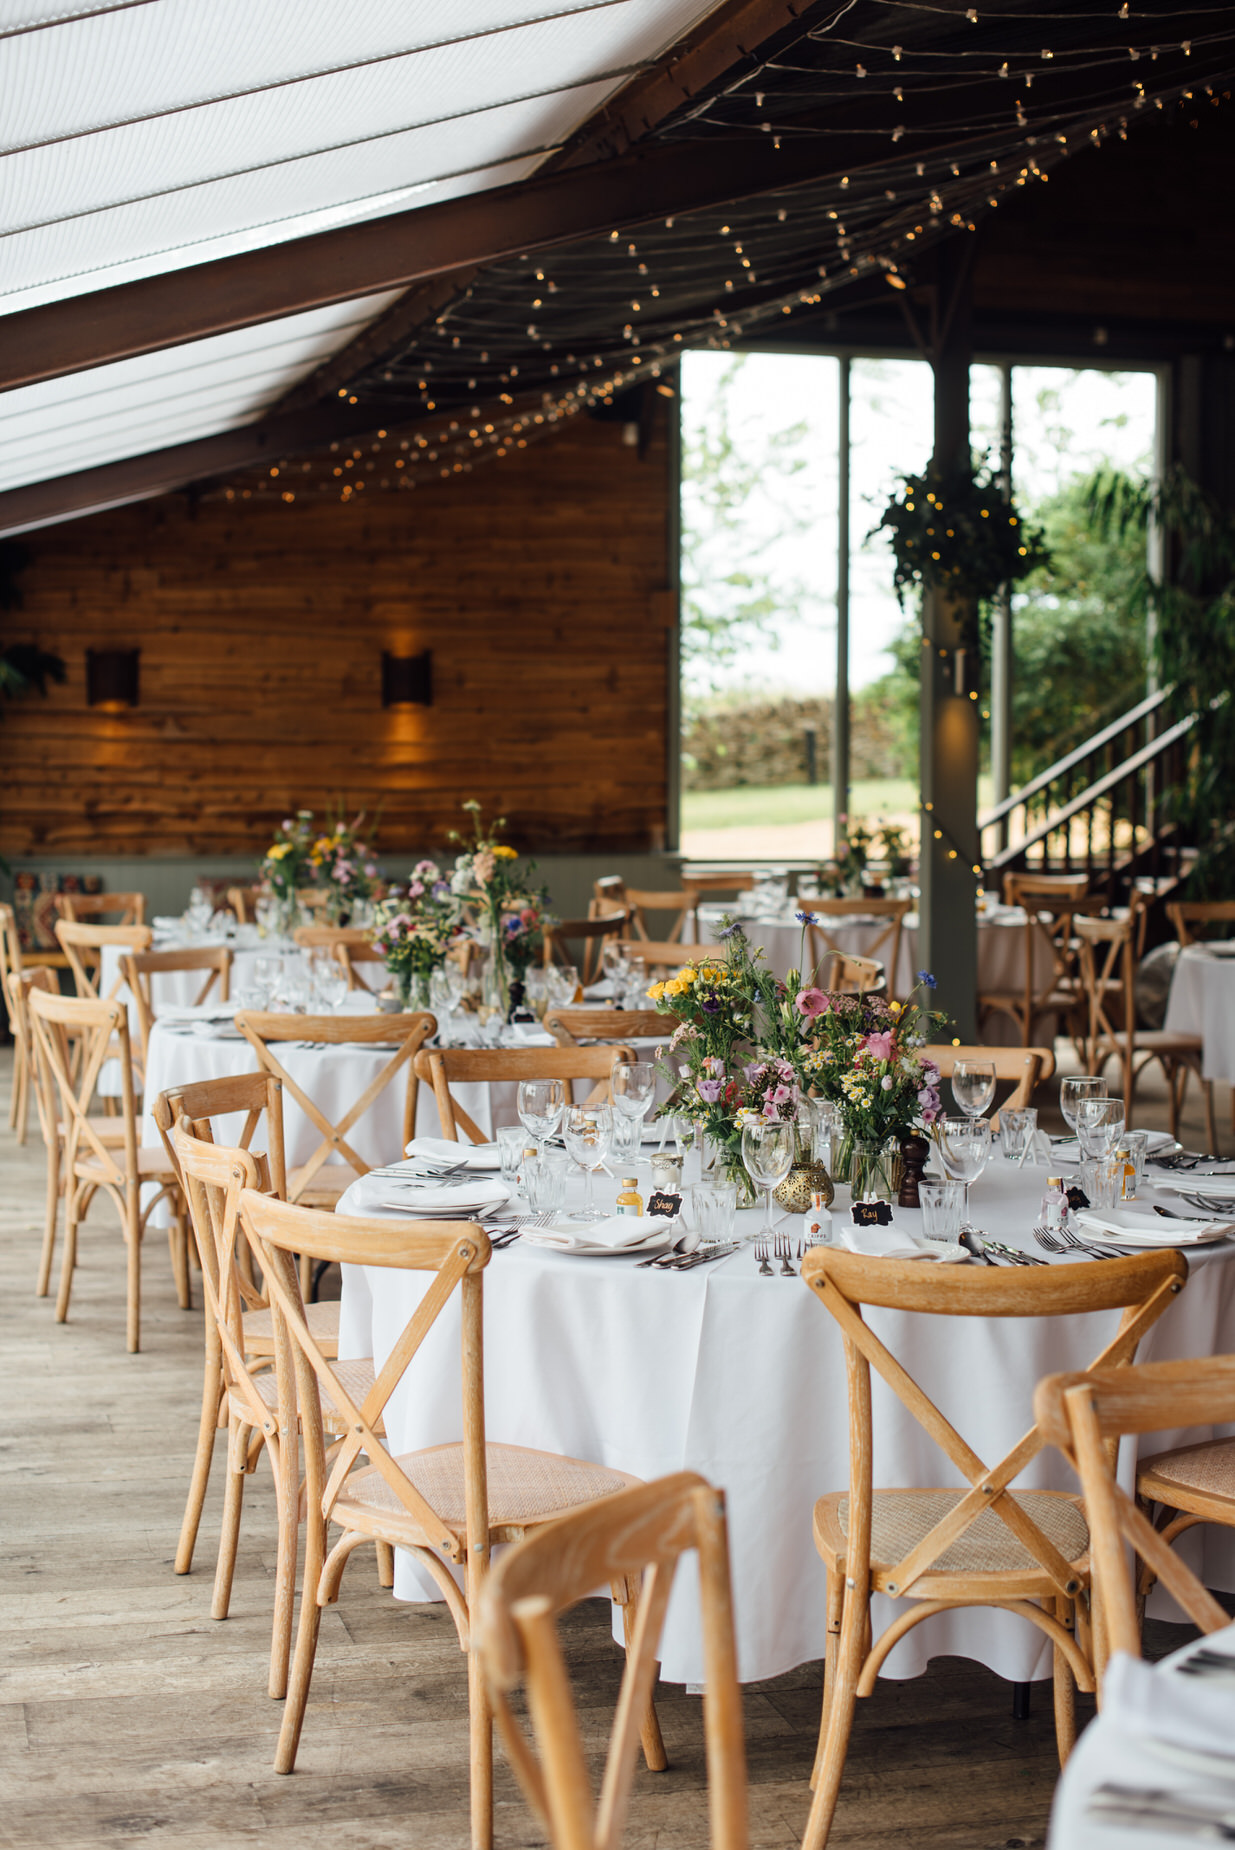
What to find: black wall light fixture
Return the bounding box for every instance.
[86,647,140,709]
[382,650,433,707]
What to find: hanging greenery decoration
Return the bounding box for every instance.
[0,541,66,712]
[873,460,1048,611]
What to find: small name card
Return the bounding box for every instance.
[647,1190,683,1219]
[851,1201,893,1228]
[1065,1185,1090,1212]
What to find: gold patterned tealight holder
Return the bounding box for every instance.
[775,1157,834,1213]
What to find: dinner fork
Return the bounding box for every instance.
[754,1238,773,1276]
[774,1230,796,1276]
[1032,1223,1121,1260]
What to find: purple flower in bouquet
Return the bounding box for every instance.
[795,986,828,1018]
[795,909,818,925]
[697,1078,724,1104]
[916,970,938,989]
[701,993,721,1014]
[862,1029,896,1061]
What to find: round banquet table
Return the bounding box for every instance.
[1164,942,1235,1080]
[338,1158,1235,1690]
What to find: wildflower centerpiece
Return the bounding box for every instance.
[370,860,461,1008]
[310,808,381,925]
[260,810,318,935]
[802,970,948,1200]
[448,801,551,1020]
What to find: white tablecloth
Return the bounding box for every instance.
[1165,944,1235,1080]
[1049,1622,1235,1849]
[338,1156,1235,1689]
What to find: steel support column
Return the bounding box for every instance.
[832,355,852,855]
[990,363,1014,852]
[919,244,979,1037]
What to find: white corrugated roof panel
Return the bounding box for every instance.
[0,0,721,502]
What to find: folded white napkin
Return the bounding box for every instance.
[403,1136,501,1171]
[1075,1208,1235,1245]
[1105,1645,1235,1759]
[158,1001,237,1023]
[527,1214,675,1251]
[839,1221,970,1263]
[344,1173,508,1216]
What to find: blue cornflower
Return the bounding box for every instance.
[795,909,819,925]
[916,969,938,989]
[719,920,745,940]
[701,993,721,1014]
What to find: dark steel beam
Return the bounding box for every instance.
[0,131,881,398]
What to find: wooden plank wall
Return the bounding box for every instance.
[1,405,673,857]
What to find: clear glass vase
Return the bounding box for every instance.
[848,1138,904,1204]
[701,1133,758,1208]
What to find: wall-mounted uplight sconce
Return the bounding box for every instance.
[382,649,433,708]
[86,647,140,710]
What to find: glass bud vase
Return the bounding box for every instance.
[702,1133,758,1209]
[850,1139,904,1204]
[396,971,431,1012]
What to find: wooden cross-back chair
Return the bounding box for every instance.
[1166,898,1235,945]
[225,885,264,923]
[0,900,45,1142]
[820,952,884,995]
[292,925,384,991]
[27,987,186,1353]
[979,873,1091,1049]
[544,1007,671,1048]
[476,1472,748,1850]
[544,911,635,984]
[56,890,146,927]
[919,1043,1055,1131]
[234,1009,435,1208]
[415,1045,634,1145]
[624,888,702,944]
[796,1245,1188,1850]
[54,917,153,1002]
[622,940,726,971]
[804,899,912,1000]
[167,1122,385,1701]
[337,940,388,992]
[1035,1354,1235,1673]
[241,1190,666,1849]
[1073,912,1214,1144]
[7,965,93,1295]
[119,946,232,1068]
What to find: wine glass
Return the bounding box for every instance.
[185,883,213,938]
[518,1078,565,1159]
[563,1103,613,1222]
[1077,1095,1125,1159]
[741,1119,795,1243]
[935,1116,992,1226]
[951,1059,996,1120]
[429,969,455,1043]
[611,1062,657,1130]
[313,957,348,1012]
[1060,1075,1107,1140]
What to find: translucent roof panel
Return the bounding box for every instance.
[0,0,721,510]
[0,295,402,493]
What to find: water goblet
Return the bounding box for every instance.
[1059,1075,1107,1139]
[429,969,455,1043]
[951,1058,996,1120]
[254,955,281,999]
[521,967,549,1021]
[563,1103,613,1222]
[517,1078,565,1158]
[314,961,348,1011]
[611,1061,657,1126]
[741,1119,795,1243]
[1076,1095,1125,1159]
[935,1116,993,1226]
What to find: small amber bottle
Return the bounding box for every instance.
[615,1177,644,1217]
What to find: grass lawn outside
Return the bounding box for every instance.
[679,777,994,860]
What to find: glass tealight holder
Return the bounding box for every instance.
[999,1108,1038,1163]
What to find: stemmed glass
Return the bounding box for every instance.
[185,884,213,939]
[564,1104,613,1222]
[312,953,348,1011]
[612,1062,657,1128]
[1077,1096,1126,1159]
[1060,1075,1107,1142]
[517,1078,565,1162]
[741,1119,795,1243]
[935,1116,993,1227]
[951,1059,996,1120]
[429,969,456,1043]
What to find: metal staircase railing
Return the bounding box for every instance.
[979,685,1196,893]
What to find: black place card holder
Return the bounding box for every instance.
[851,1201,893,1227]
[647,1190,683,1219]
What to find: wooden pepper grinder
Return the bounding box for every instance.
[898,1133,930,1209]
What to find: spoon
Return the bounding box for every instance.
[959,1228,998,1265]
[634,1227,700,1268]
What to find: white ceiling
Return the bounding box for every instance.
[0,0,720,501]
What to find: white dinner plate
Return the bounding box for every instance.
[520,1230,677,1259]
[1074,1208,1235,1247]
[403,1137,501,1171]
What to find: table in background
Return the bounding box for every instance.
[339,1158,1235,1689]
[1165,943,1235,1080]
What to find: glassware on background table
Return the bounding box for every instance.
[517,1077,566,1157]
[235,984,267,1011]
[920,1177,966,1242]
[1077,1095,1126,1159]
[521,967,549,1020]
[811,1099,843,1173]
[185,884,213,938]
[935,1116,993,1225]
[273,959,310,1013]
[689,1178,737,1245]
[564,1103,613,1222]
[951,1058,997,1119]
[545,965,579,1009]
[612,1061,657,1126]
[609,1112,643,1166]
[254,894,279,938]
[254,955,281,998]
[1059,1074,1107,1139]
[310,951,348,1011]
[1114,1130,1149,1200]
[741,1119,795,1242]
[495,1125,524,1183]
[999,1108,1038,1162]
[429,969,456,1043]
[523,1150,568,1215]
[618,952,648,1006]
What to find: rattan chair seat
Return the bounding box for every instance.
[818,1486,1090,1578]
[241,1299,339,1357]
[233,1355,379,1434]
[337,1441,636,1542]
[76,1143,179,1181]
[1140,1438,1235,1505]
